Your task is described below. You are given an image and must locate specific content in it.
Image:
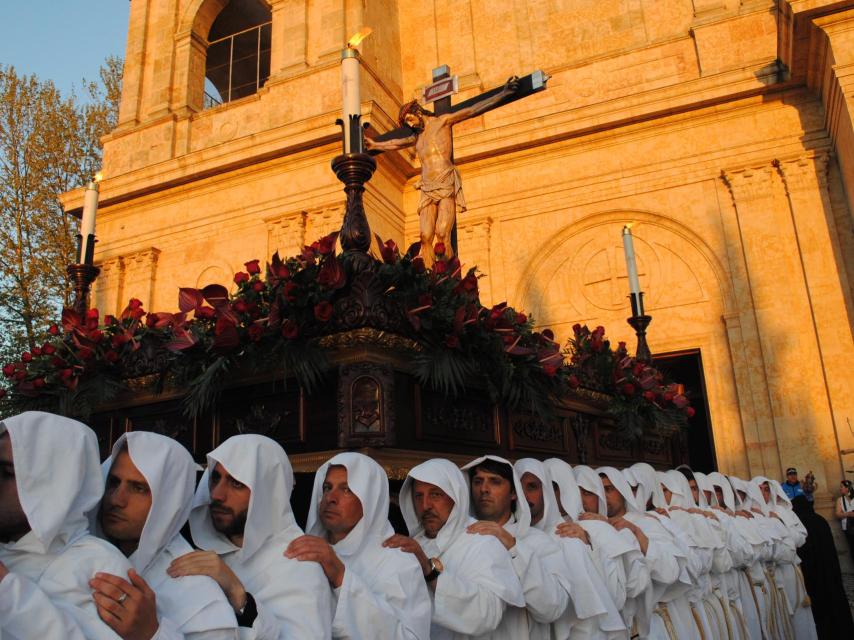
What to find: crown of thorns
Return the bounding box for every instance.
[398,100,433,127]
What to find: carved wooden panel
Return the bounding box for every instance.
[337,362,396,448]
[593,423,635,464]
[415,386,500,449]
[122,400,198,459]
[507,412,570,454]
[216,383,303,449]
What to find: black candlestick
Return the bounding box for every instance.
[627,313,652,363]
[331,152,376,272]
[67,263,100,316]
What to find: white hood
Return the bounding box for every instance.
[99,432,200,574]
[707,472,736,511]
[597,466,642,514]
[514,458,564,531]
[305,452,394,558]
[190,434,298,563]
[692,471,714,508]
[627,462,665,511]
[461,455,530,538]
[748,476,775,516]
[0,411,103,554]
[659,470,695,508]
[543,458,583,521]
[573,465,608,516]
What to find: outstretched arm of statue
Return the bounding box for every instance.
[365,134,417,152]
[445,76,520,125]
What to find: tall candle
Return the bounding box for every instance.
[622,224,643,315]
[79,179,100,264]
[341,47,361,153]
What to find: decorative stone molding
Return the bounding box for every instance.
[92,257,125,316]
[774,152,831,195]
[720,165,776,205]
[265,209,307,258]
[306,205,346,244]
[121,248,161,310]
[459,216,493,299]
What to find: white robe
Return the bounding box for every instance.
[0,411,132,640]
[189,435,332,640]
[96,432,238,640]
[400,459,525,640]
[305,452,432,640]
[517,458,627,640]
[462,455,569,640]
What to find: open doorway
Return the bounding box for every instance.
[653,349,717,472]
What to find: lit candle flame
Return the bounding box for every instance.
[347,27,372,48]
[94,172,104,183]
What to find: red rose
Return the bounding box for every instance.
[314,301,334,322]
[248,324,264,342]
[284,281,299,302]
[78,347,94,361]
[195,306,216,320]
[86,308,99,320]
[59,368,73,380]
[51,357,65,367]
[244,259,261,275]
[105,315,117,325]
[104,350,120,363]
[233,300,249,314]
[543,364,558,377]
[252,281,265,293]
[317,257,345,290]
[31,347,42,357]
[48,324,60,335]
[42,343,56,355]
[412,257,426,274]
[572,323,582,334]
[516,312,527,325]
[111,333,130,348]
[461,274,478,292]
[433,261,448,275]
[643,390,656,402]
[274,263,290,279]
[663,392,674,403]
[21,352,32,363]
[568,374,580,389]
[146,314,157,328]
[130,307,145,320]
[685,407,696,418]
[317,234,337,255]
[32,378,45,389]
[3,364,16,378]
[434,242,446,256]
[14,371,26,381]
[128,298,143,310]
[89,330,104,343]
[234,272,250,285]
[281,319,299,339]
[622,383,635,396]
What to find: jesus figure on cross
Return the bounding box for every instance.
[366,76,520,265]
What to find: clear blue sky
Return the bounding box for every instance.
[0,1,130,97]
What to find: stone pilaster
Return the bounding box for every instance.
[305,205,346,245]
[265,209,308,258]
[92,257,125,317]
[458,216,494,304]
[775,152,854,473]
[121,248,161,311]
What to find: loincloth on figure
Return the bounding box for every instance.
[416,166,467,216]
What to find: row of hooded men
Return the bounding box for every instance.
[0,411,817,640]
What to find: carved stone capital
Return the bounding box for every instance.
[774,152,831,196]
[720,165,775,205]
[123,247,161,270]
[265,209,307,257]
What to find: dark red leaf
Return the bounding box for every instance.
[202,284,230,308]
[178,288,204,313]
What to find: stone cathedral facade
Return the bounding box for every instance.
[61,0,854,522]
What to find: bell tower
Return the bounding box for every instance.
[62,0,406,315]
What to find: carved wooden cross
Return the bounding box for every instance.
[368,66,548,254]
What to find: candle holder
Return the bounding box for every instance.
[627,313,652,363]
[331,152,376,272]
[67,262,101,316]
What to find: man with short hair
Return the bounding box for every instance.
[286,452,431,639]
[169,435,332,639]
[385,458,524,639]
[462,455,569,639]
[0,411,132,639]
[91,432,238,639]
[782,468,808,502]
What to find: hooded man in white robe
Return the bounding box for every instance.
[461,455,569,639]
[0,411,132,640]
[386,458,525,639]
[90,432,238,640]
[515,458,626,640]
[596,466,685,640]
[170,434,332,639]
[289,452,431,640]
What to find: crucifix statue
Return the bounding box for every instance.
[365,67,548,265]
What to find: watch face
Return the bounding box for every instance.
[433,557,444,573]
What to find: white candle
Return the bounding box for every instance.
[622,225,642,313]
[79,179,99,264]
[341,48,361,153]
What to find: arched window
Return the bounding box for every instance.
[204,0,272,108]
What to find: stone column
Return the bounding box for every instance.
[776,153,854,483]
[269,0,309,78]
[266,209,308,258]
[91,257,125,317]
[458,216,494,304]
[722,163,839,485]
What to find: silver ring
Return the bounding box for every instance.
[117,592,128,604]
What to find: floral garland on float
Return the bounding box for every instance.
[0,232,692,439]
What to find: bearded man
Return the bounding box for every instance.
[385,458,524,639]
[287,452,431,639]
[0,411,132,639]
[169,435,332,639]
[91,432,238,639]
